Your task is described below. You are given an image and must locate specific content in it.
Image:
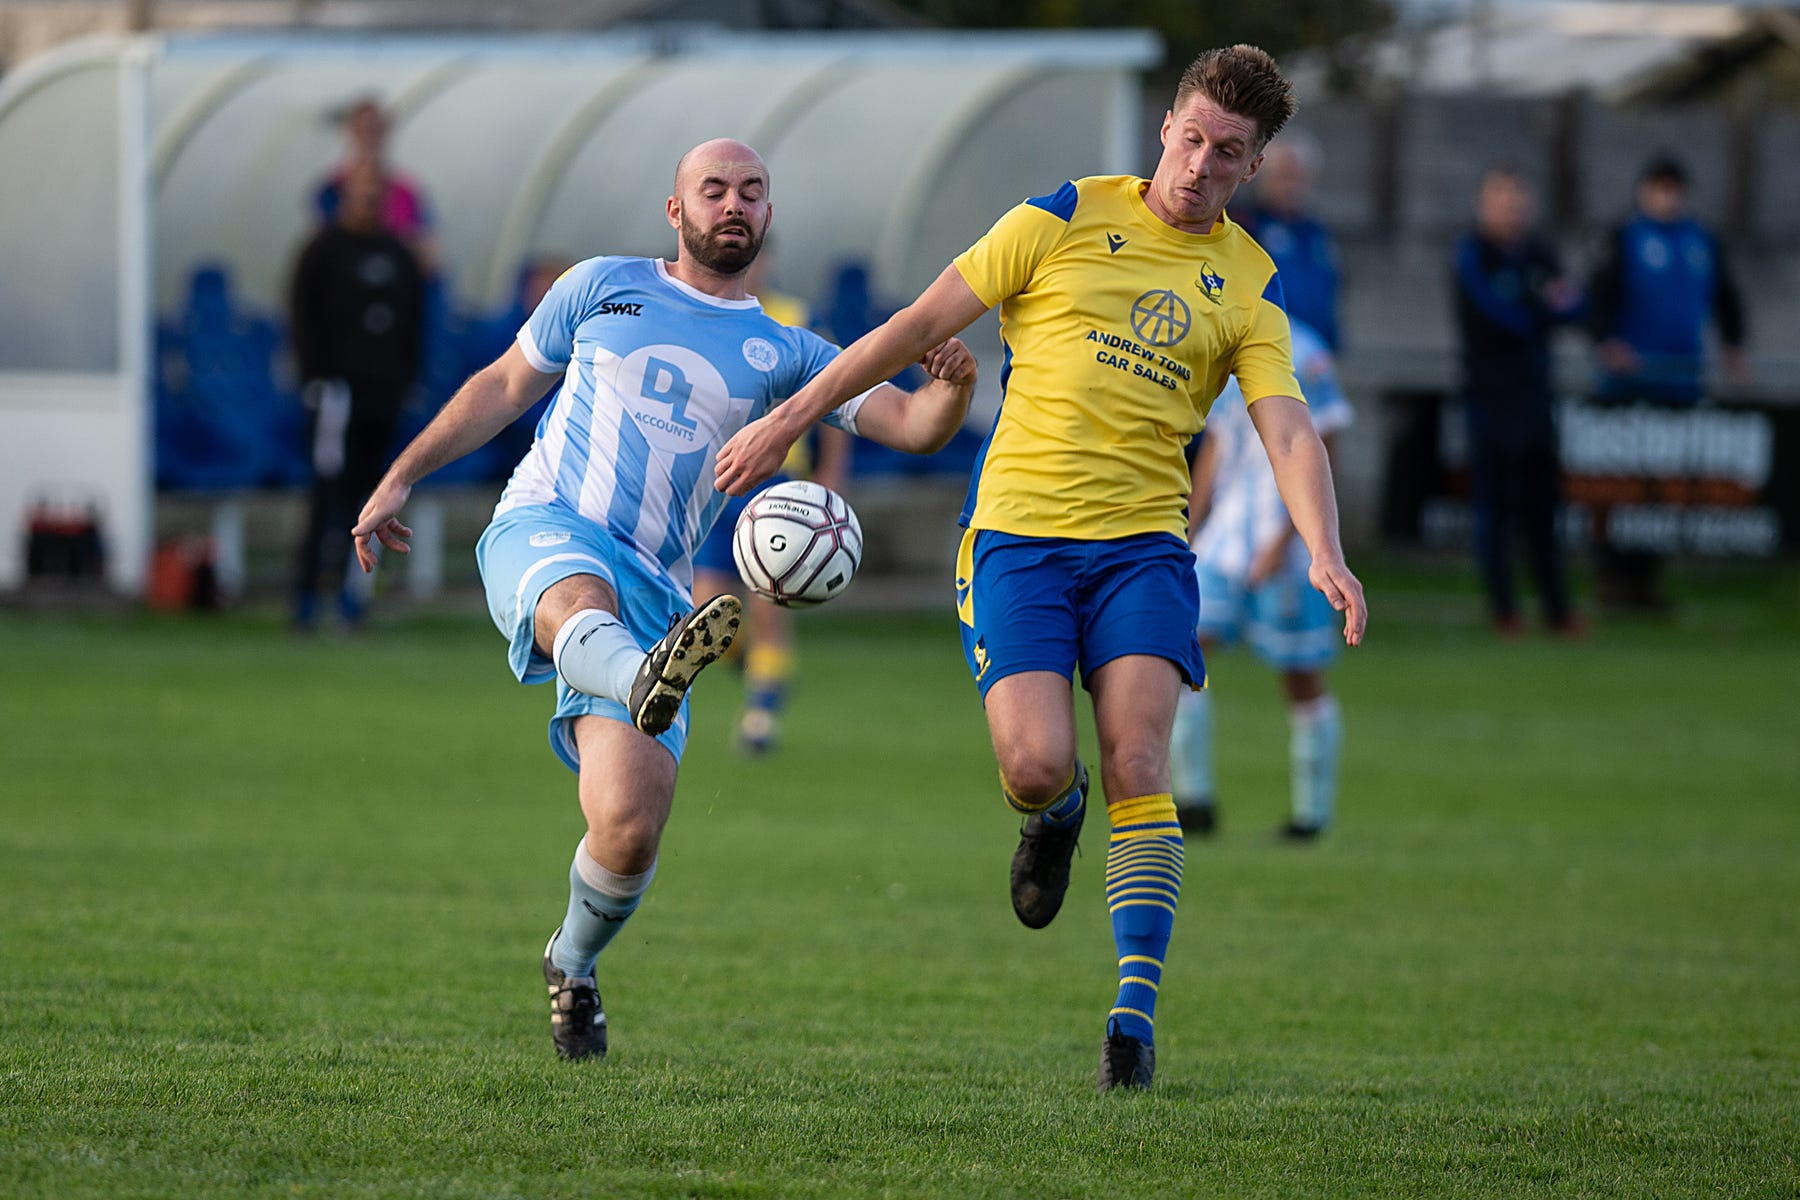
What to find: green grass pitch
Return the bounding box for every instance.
[2,577,1796,1198]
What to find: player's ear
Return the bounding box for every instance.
[1242,149,1266,185]
[1159,110,1174,145]
[665,195,681,231]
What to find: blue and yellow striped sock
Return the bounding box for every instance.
[1104,793,1184,1044]
[1001,759,1086,828]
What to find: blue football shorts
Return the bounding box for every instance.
[690,474,791,576]
[1195,562,1341,672]
[955,528,1206,699]
[476,504,691,772]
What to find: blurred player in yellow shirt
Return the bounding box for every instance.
[717,46,1366,1091]
[692,241,850,754]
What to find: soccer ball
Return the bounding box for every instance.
[731,480,863,608]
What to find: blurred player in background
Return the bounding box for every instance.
[351,138,976,1063]
[287,162,426,633]
[717,47,1366,1092]
[1452,167,1583,637]
[691,240,851,754]
[1236,132,1340,352]
[1172,319,1351,840]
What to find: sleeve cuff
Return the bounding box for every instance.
[516,325,561,374]
[827,385,880,437]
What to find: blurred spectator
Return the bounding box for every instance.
[1586,155,1749,612]
[314,96,438,272]
[288,163,427,632]
[1588,155,1748,406]
[489,257,572,465]
[1237,132,1340,351]
[1452,167,1583,637]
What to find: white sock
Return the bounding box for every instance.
[1169,687,1216,806]
[554,838,658,977]
[1289,694,1342,829]
[552,609,643,702]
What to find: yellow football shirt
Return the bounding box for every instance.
[953,174,1302,541]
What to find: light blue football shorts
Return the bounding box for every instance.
[1195,562,1341,672]
[476,504,691,772]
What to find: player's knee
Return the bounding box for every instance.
[584,812,663,874]
[1282,671,1327,704]
[534,574,620,655]
[1098,738,1169,799]
[997,754,1076,810]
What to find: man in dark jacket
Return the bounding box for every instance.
[289,162,426,630]
[1452,167,1583,635]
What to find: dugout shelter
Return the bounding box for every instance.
[0,27,1159,594]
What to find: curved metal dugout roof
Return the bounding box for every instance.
[0,27,1158,369]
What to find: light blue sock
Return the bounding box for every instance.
[1169,688,1216,805]
[1289,695,1342,829]
[552,609,642,703]
[552,839,656,979]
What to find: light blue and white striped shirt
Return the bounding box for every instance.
[500,256,866,590]
[1191,319,1352,582]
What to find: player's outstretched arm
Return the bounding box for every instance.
[716,266,989,495]
[353,342,560,573]
[852,337,977,455]
[1248,394,1367,645]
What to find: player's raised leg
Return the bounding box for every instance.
[1089,653,1186,1092]
[984,670,1086,929]
[542,714,678,1061]
[536,575,741,737]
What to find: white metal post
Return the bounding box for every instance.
[116,37,155,595]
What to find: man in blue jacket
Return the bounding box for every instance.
[1452,167,1582,636]
[1586,156,1750,610]
[1589,155,1747,405]
[1238,133,1340,352]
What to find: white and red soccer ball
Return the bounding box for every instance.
[731,480,863,608]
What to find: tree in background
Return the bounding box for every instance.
[888,0,1394,86]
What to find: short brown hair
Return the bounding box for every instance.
[1174,45,1297,149]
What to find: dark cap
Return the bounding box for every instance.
[1640,154,1689,186]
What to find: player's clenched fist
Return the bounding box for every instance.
[920,337,976,385]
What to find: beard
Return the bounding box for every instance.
[680,211,765,276]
